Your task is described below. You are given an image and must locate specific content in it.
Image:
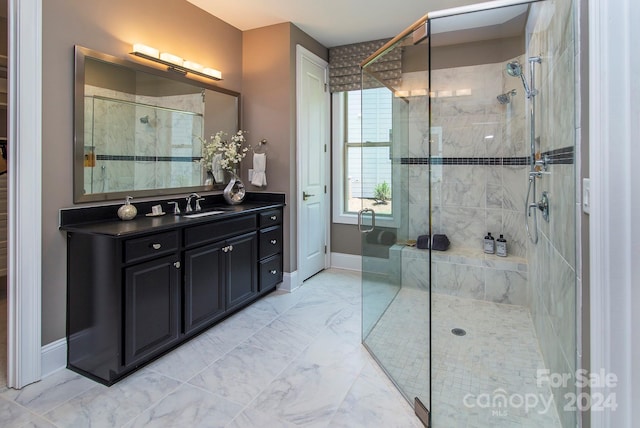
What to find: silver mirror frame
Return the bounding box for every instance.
[73,45,241,203]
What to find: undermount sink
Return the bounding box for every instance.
[182,210,227,219]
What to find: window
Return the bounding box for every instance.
[333,88,395,225]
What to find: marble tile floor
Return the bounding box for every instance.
[0,269,423,428]
[365,287,562,427]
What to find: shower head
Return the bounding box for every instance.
[506,61,523,77]
[506,60,532,98]
[497,89,517,104]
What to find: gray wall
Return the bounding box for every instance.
[42,0,243,345]
[42,1,327,346]
[242,23,327,273]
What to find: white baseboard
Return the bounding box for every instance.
[41,338,66,378]
[278,271,299,293]
[330,252,362,271]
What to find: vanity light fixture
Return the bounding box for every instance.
[131,43,222,81]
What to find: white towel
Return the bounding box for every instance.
[211,154,224,184]
[250,153,267,187]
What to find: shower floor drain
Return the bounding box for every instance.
[451,328,467,336]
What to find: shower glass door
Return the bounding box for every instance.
[427,1,577,427]
[362,1,578,427]
[361,25,431,417]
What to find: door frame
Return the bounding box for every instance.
[295,45,330,287]
[7,0,43,388]
[589,0,639,426]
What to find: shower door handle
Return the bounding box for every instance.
[358,208,375,233]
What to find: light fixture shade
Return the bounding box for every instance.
[130,44,222,81]
[159,52,184,66]
[132,44,159,59]
[203,67,222,80]
[183,61,204,73]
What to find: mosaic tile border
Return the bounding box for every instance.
[95,154,200,162]
[398,145,574,166]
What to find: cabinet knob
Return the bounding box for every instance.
[173,261,181,268]
[270,269,277,275]
[270,215,277,221]
[151,243,162,250]
[222,246,229,253]
[229,245,234,252]
[270,239,277,245]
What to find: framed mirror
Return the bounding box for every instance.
[74,45,240,203]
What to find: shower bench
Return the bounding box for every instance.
[389,245,529,306]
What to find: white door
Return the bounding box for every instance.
[296,46,329,282]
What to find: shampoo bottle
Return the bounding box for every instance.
[496,234,507,257]
[483,232,495,254]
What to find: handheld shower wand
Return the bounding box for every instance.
[507,57,542,244]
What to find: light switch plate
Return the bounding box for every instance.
[582,178,591,214]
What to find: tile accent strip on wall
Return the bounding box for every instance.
[96,155,200,162]
[399,145,574,166]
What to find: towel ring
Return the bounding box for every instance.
[253,139,267,154]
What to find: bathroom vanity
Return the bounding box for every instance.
[60,193,284,385]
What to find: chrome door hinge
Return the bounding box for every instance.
[324,144,327,153]
[324,245,327,254]
[324,185,327,193]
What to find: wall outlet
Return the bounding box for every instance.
[582,178,591,214]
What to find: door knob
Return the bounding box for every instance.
[303,191,315,201]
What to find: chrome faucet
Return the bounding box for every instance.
[185,193,201,212]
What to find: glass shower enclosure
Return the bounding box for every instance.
[360,1,577,426]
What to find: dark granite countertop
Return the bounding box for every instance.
[60,193,285,237]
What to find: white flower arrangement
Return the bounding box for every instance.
[199,130,249,172]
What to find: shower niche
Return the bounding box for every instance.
[360,1,578,427]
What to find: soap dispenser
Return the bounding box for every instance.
[117,196,137,221]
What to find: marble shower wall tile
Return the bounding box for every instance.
[440,206,486,250]
[527,2,578,426]
[485,269,528,306]
[434,262,484,300]
[442,165,487,208]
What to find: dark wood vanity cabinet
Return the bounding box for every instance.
[65,204,283,385]
[124,254,181,367]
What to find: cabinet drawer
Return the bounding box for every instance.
[259,255,282,291]
[124,231,179,264]
[259,226,282,259]
[259,209,282,228]
[185,215,256,248]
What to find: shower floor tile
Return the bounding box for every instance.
[364,287,562,427]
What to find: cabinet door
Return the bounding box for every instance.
[124,254,181,367]
[184,242,226,334]
[226,232,258,310]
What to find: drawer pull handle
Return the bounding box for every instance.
[270,239,277,245]
[151,243,162,250]
[173,261,181,269]
[270,269,278,275]
[270,215,277,221]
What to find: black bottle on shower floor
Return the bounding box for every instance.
[484,232,495,254]
[496,234,507,257]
